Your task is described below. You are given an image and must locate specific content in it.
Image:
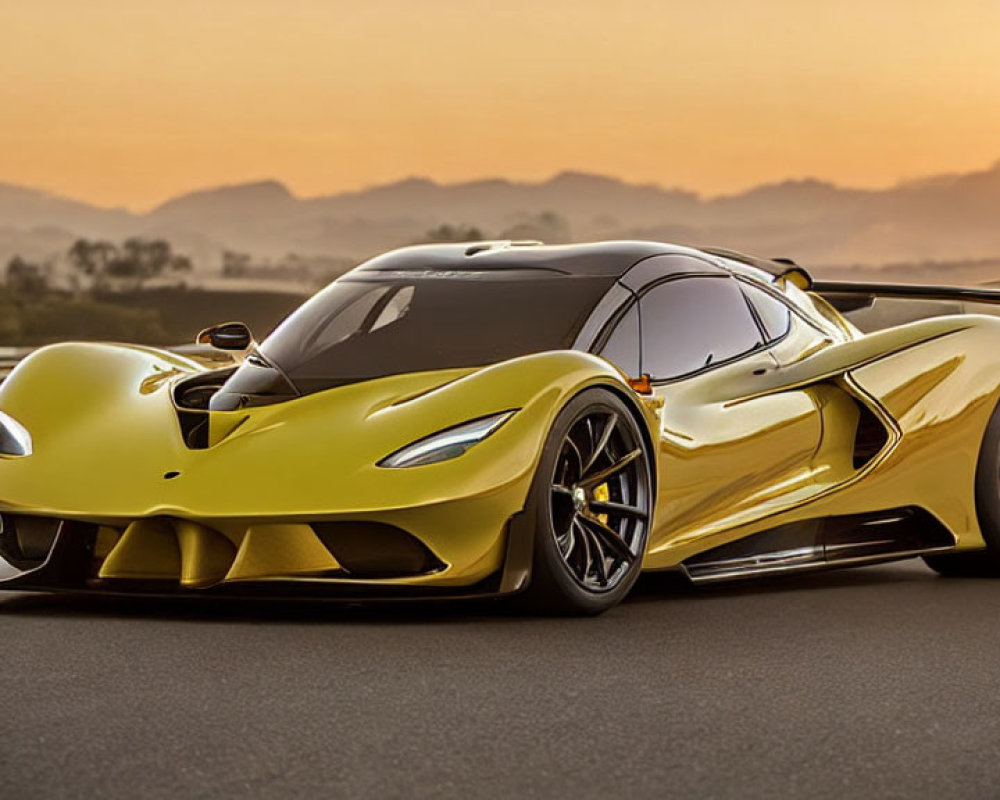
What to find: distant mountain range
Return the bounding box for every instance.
[4,161,1000,275]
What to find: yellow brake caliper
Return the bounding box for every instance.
[593,483,610,524]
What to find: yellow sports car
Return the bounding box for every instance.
[2,240,1000,614]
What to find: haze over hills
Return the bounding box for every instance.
[4,161,1000,278]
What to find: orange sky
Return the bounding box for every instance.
[2,0,1000,210]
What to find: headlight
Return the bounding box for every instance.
[379,410,516,468]
[0,411,31,457]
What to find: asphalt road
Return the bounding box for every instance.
[2,560,1000,799]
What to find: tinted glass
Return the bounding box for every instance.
[598,302,640,376]
[239,272,611,394]
[641,276,763,379]
[742,282,791,341]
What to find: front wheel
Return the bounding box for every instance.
[519,387,654,615]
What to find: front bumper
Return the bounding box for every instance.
[0,511,535,601]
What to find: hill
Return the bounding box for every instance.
[5,162,1000,273]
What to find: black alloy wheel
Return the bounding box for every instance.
[520,387,653,614]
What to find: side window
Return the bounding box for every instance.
[598,301,640,376]
[741,282,791,342]
[641,276,763,380]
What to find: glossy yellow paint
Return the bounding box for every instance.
[98,518,181,582]
[0,342,649,588]
[225,525,341,582]
[643,310,1000,569]
[175,521,238,587]
[2,281,1000,592]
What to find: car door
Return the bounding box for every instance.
[632,273,827,554]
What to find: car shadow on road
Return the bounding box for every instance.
[0,560,939,625]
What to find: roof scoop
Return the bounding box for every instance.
[464,240,543,256]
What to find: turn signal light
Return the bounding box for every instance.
[627,374,653,395]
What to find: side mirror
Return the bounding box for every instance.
[196,321,253,351]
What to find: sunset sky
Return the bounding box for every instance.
[2,0,1000,210]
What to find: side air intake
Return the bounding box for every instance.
[853,401,890,469]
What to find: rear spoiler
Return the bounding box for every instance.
[701,247,1000,312]
[701,247,813,290]
[812,281,1000,313]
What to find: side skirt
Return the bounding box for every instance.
[681,506,956,584]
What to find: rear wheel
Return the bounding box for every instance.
[924,399,1000,577]
[519,387,653,615]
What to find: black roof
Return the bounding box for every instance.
[352,240,813,288]
[355,240,686,278]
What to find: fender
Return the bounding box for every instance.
[738,315,981,403]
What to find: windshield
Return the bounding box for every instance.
[233,271,612,397]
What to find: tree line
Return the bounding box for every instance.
[5,237,193,296]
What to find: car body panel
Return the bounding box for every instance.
[645,315,1000,568]
[0,341,655,588]
[2,240,1000,599]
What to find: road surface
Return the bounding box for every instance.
[2,560,999,799]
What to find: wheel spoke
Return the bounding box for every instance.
[572,517,593,579]
[550,484,575,538]
[548,408,650,592]
[589,500,648,520]
[579,449,642,489]
[582,413,617,476]
[563,437,585,483]
[557,456,573,489]
[588,530,609,587]
[558,526,575,558]
[578,514,636,564]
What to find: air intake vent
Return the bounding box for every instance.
[312,522,444,578]
[853,402,889,469]
[463,240,543,257]
[0,514,60,567]
[464,241,508,256]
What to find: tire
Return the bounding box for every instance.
[518,387,654,615]
[924,399,1000,577]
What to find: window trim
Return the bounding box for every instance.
[587,270,833,385]
[589,252,733,369]
[635,273,770,385]
[736,278,793,346]
[734,275,833,343]
[593,294,642,376]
